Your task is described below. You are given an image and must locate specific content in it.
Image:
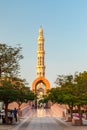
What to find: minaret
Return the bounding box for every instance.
[32,27,50,94]
[36,27,45,77]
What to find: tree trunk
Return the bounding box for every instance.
[77,105,83,125]
[86,110,87,120]
[69,105,73,120]
[0,66,1,77]
[5,103,9,124]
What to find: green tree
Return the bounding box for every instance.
[0,43,35,124]
[48,88,60,103]
[0,44,23,77]
[74,71,87,125]
[38,95,49,104]
[17,86,36,108]
[51,72,87,125]
[55,75,76,119]
[0,78,36,124]
[0,80,19,123]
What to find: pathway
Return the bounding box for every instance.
[0,107,87,130]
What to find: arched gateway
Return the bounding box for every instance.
[32,27,50,99]
[32,77,50,96]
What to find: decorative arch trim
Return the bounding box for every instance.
[32,77,50,92]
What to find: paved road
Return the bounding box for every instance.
[12,108,67,130]
[0,107,87,130]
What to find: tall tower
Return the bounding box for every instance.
[36,27,45,77]
[32,27,50,98]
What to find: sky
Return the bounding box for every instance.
[0,0,87,88]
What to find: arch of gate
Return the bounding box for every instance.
[32,77,50,92]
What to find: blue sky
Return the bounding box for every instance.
[0,0,87,87]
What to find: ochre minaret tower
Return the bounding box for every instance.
[36,27,45,77]
[32,27,50,96]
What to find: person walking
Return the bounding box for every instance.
[1,108,5,124]
[8,110,14,124]
[13,108,17,122]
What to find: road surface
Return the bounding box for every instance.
[12,108,67,130]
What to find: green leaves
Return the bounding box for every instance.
[0,44,23,77]
[48,72,87,113]
[0,78,36,104]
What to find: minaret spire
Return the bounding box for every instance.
[36,27,45,77]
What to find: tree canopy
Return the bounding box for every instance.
[48,71,87,125]
[0,44,23,77]
[0,78,36,124]
[0,43,36,123]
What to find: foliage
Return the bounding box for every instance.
[0,80,19,103]
[48,72,87,125]
[0,44,23,77]
[48,87,61,103]
[0,78,36,124]
[38,95,49,104]
[74,71,87,106]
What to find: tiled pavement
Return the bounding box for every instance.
[0,108,87,130]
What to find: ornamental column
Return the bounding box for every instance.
[36,27,45,77]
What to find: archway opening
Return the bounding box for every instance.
[35,82,46,108]
[32,77,50,108]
